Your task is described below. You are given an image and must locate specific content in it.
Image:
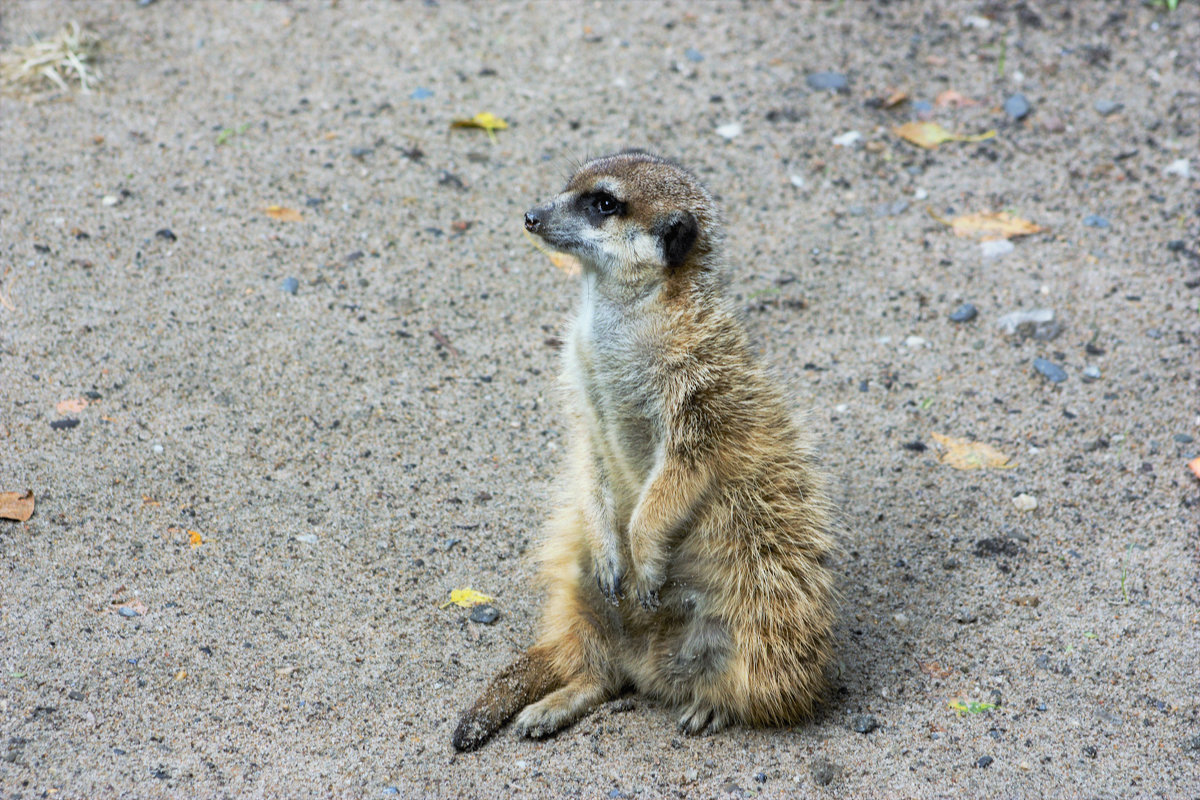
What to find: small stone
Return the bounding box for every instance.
[295,533,318,544]
[975,538,1021,558]
[382,788,400,796]
[102,195,119,206]
[1164,158,1190,179]
[152,444,164,454]
[118,606,139,618]
[981,239,1015,259]
[955,609,978,624]
[1004,93,1031,120]
[832,130,862,147]
[851,714,878,734]
[913,99,933,114]
[806,71,848,91]
[943,557,960,570]
[1033,358,1067,383]
[1082,746,1097,759]
[789,174,806,188]
[976,755,994,769]
[1174,434,1194,444]
[469,605,500,625]
[1146,328,1163,340]
[68,690,85,701]
[811,759,840,786]
[1041,116,1065,133]
[50,418,80,430]
[903,335,928,349]
[1093,99,1123,116]
[902,441,928,452]
[1081,365,1101,382]
[988,689,1003,708]
[684,768,699,782]
[715,122,743,140]
[350,147,373,159]
[1012,493,1038,511]
[684,48,704,62]
[949,303,978,323]
[754,772,767,784]
[155,229,176,242]
[1186,735,1200,752]
[996,308,1055,336]
[409,87,433,100]
[281,277,300,295]
[1083,214,1110,229]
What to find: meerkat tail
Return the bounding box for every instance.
[451,646,561,752]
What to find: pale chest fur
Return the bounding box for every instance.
[564,285,662,513]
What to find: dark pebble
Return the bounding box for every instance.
[806,71,848,91]
[469,605,500,625]
[1003,93,1031,120]
[84,390,103,400]
[976,756,994,769]
[811,758,840,786]
[68,690,85,701]
[949,302,978,323]
[1094,99,1123,116]
[902,440,927,452]
[305,196,325,207]
[852,714,878,734]
[1033,358,1067,383]
[1083,214,1110,228]
[281,277,299,295]
[1167,239,1187,252]
[1082,746,1097,759]
[975,538,1021,558]
[154,228,176,242]
[50,418,80,430]
[754,772,767,784]
[988,689,1003,708]
[943,557,960,570]
[1174,434,1195,444]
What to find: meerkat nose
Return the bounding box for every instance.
[525,206,550,232]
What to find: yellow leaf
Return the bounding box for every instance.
[264,205,303,222]
[440,588,494,609]
[0,490,34,522]
[189,530,204,547]
[930,432,1014,470]
[932,210,1046,240]
[1189,456,1200,482]
[175,669,187,681]
[451,112,508,142]
[893,121,995,149]
[523,229,581,276]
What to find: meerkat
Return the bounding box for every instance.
[451,150,838,751]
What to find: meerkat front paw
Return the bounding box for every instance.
[629,563,665,611]
[594,553,625,606]
[677,701,730,736]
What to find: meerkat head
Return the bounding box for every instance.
[524,150,723,283]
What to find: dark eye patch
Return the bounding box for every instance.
[578,191,625,224]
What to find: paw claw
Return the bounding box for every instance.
[595,557,625,606]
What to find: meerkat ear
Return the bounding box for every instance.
[659,211,699,270]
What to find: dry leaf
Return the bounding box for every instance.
[1189,457,1200,482]
[523,229,581,276]
[893,121,996,149]
[882,89,909,108]
[918,660,953,679]
[189,530,204,547]
[934,90,977,108]
[0,490,35,522]
[56,397,88,415]
[440,588,494,609]
[930,432,1014,470]
[934,210,1046,240]
[264,205,303,222]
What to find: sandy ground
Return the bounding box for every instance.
[1,1,1198,797]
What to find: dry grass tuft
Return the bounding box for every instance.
[1,22,102,95]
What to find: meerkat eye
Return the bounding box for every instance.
[593,192,621,216]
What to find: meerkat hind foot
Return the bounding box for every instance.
[677,701,730,736]
[514,679,609,739]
